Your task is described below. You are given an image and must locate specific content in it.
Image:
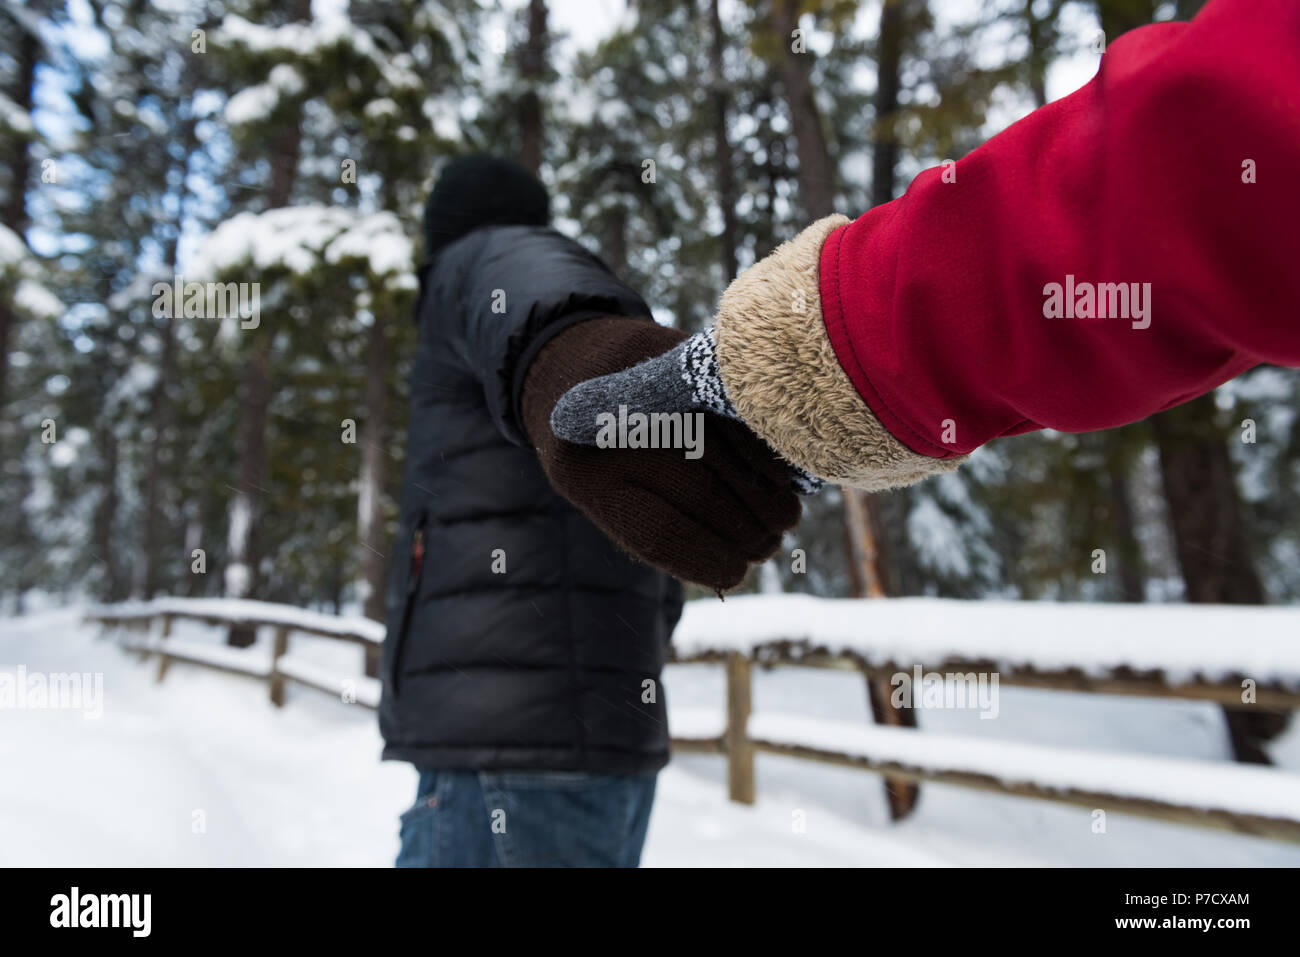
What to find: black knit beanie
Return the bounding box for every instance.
[421,153,550,259]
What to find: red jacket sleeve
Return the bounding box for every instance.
[818,0,1300,458]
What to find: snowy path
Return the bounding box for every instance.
[2,609,1298,867]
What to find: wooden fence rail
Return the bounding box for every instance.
[89,603,382,709]
[86,600,1300,846]
[670,651,1300,845]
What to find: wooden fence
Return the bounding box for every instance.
[89,599,383,708]
[668,646,1300,844]
[87,597,1300,845]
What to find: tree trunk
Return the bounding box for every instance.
[94,428,121,603]
[141,110,197,600]
[1153,402,1262,603]
[1022,0,1049,109]
[0,22,38,407]
[603,201,628,279]
[225,0,308,646]
[772,0,834,219]
[518,0,548,175]
[1094,0,1160,40]
[140,306,178,599]
[708,0,738,281]
[184,518,203,597]
[264,0,306,211]
[1151,394,1287,763]
[358,310,388,677]
[1105,455,1146,602]
[759,89,783,261]
[871,0,905,210]
[226,334,272,646]
[842,489,887,599]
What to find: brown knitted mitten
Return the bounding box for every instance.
[520,316,801,590]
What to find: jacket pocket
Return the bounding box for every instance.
[385,510,429,695]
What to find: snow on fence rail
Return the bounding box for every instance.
[89,597,385,643]
[88,598,382,708]
[671,595,1300,708]
[85,595,1300,844]
[746,715,1300,845]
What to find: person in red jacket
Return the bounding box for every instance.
[553,0,1300,586]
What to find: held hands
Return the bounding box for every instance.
[545,213,963,522]
[521,319,806,591]
[550,328,824,495]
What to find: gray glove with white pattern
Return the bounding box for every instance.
[550,327,824,495]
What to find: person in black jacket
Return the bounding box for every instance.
[382,155,799,867]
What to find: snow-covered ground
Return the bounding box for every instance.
[2,608,1298,867]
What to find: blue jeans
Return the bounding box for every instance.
[395,768,657,868]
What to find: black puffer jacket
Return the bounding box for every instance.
[379,224,684,774]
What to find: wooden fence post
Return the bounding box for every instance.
[268,627,290,707]
[154,614,173,683]
[133,618,151,663]
[725,652,755,805]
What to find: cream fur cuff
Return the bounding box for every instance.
[713,215,966,491]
